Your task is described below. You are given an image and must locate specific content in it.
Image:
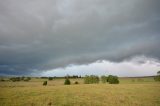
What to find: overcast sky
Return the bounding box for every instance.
[0,0,160,76]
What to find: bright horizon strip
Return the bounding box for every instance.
[36,56,160,77]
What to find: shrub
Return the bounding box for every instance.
[84,75,99,84]
[107,75,119,84]
[48,102,52,106]
[0,78,5,81]
[101,75,108,83]
[74,81,79,84]
[64,78,71,85]
[43,81,47,86]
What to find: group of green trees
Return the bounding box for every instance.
[63,75,119,85]
[84,75,100,84]
[43,78,78,86]
[84,75,119,84]
[101,75,119,84]
[40,75,81,80]
[10,77,31,82]
[64,78,79,85]
[48,77,53,80]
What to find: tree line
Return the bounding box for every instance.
[9,77,31,82]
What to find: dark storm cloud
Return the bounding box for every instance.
[0,0,160,75]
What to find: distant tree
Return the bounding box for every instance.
[72,75,78,78]
[64,78,71,85]
[43,81,47,86]
[10,77,21,82]
[101,75,108,83]
[48,77,53,80]
[27,77,31,80]
[24,77,31,81]
[84,75,99,84]
[41,77,48,79]
[107,75,119,84]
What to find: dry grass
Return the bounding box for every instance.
[0,78,160,106]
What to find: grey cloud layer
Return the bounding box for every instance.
[0,0,160,75]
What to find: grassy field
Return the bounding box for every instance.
[0,77,160,106]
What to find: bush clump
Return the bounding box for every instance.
[43,81,47,86]
[74,81,79,84]
[84,75,119,84]
[23,77,31,81]
[10,77,21,82]
[101,75,108,83]
[0,78,5,81]
[84,75,99,84]
[107,75,119,84]
[9,77,31,82]
[64,78,71,85]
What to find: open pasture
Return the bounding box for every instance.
[0,77,160,106]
